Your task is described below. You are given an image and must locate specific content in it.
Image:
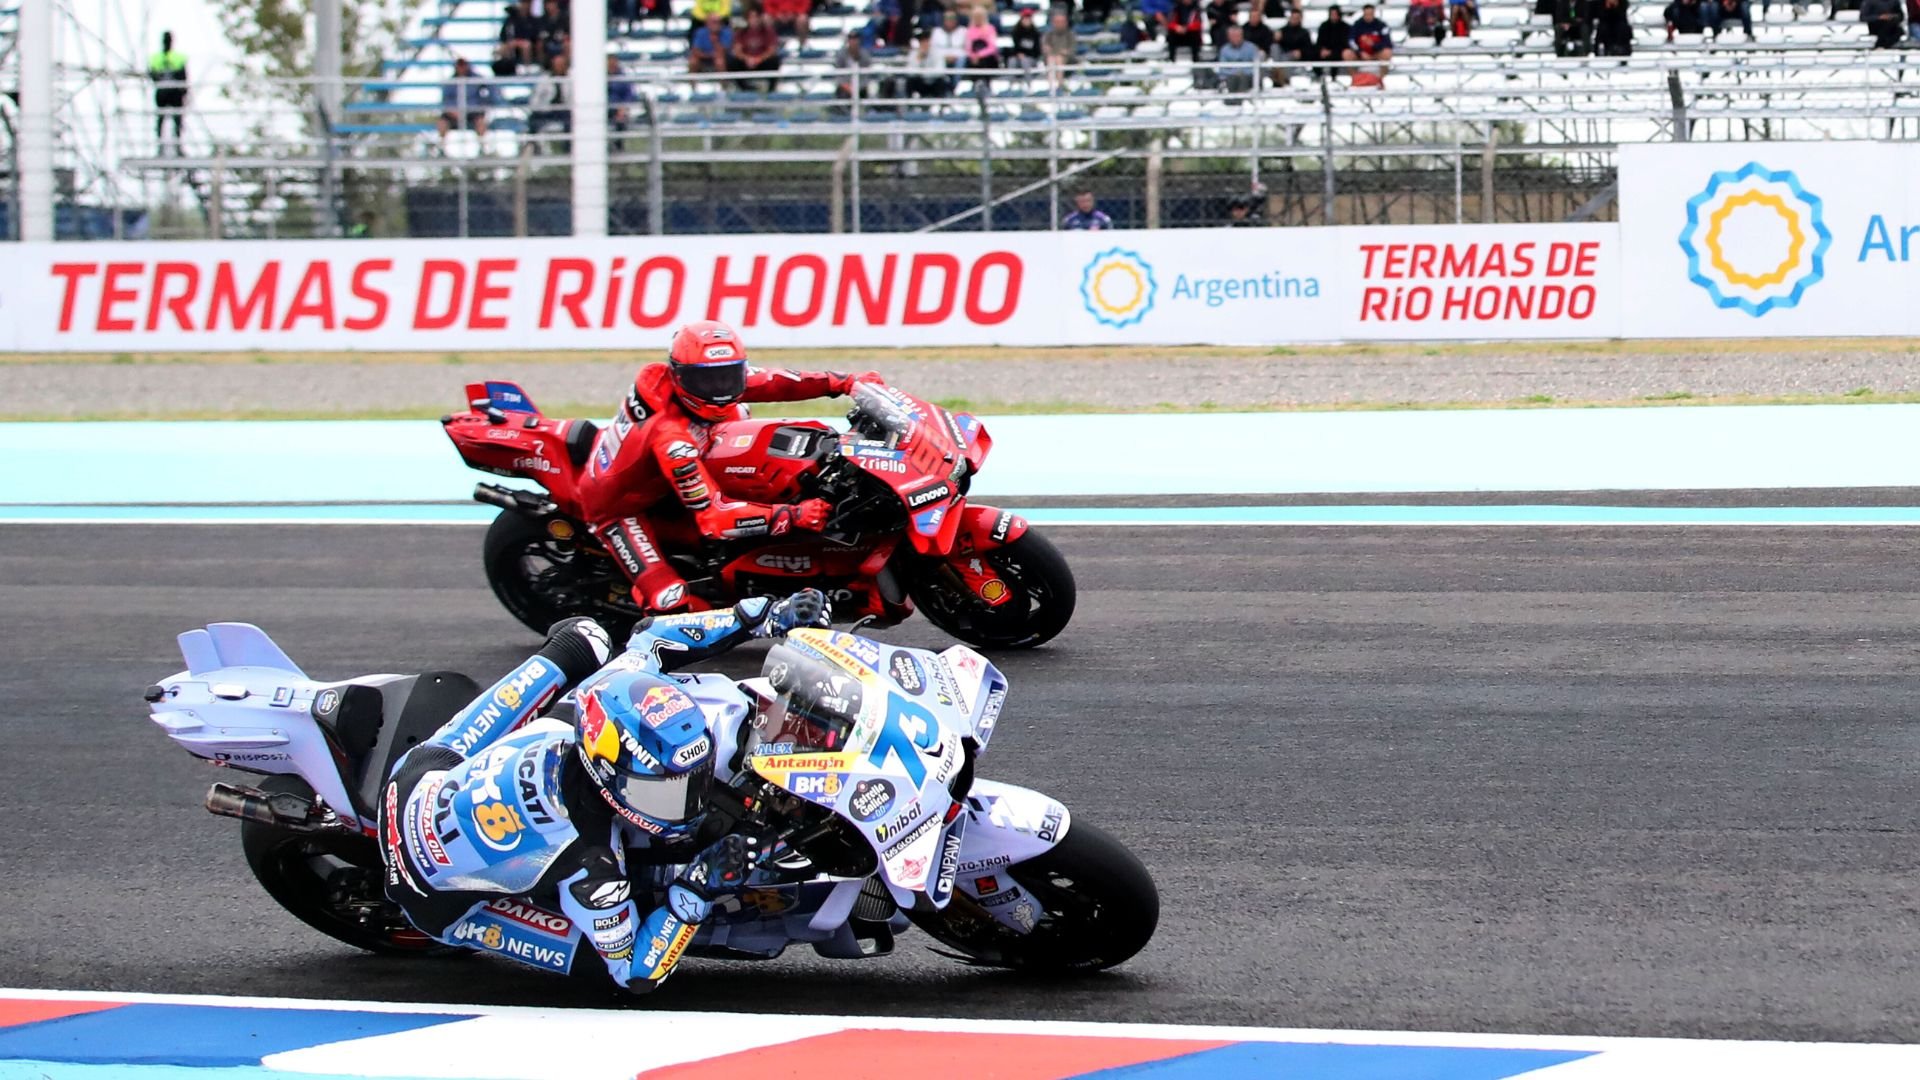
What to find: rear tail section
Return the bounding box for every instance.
[468,380,542,416]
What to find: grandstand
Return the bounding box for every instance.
[11,0,1920,238]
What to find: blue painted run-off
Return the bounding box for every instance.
[1080,1041,1595,1080]
[7,503,1920,526]
[0,1005,468,1068]
[6,404,1920,505]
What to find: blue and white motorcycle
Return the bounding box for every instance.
[143,623,1157,977]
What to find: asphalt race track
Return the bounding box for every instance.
[3,522,1916,1043]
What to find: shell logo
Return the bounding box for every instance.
[1679,163,1830,317]
[1080,248,1157,328]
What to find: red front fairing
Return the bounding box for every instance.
[442,380,591,512]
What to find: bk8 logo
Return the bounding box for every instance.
[788,772,842,802]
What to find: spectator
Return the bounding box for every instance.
[437,56,496,141]
[869,0,911,46]
[733,10,784,88]
[1408,0,1448,41]
[1664,0,1707,36]
[1593,0,1632,52]
[1553,0,1592,53]
[1274,7,1316,82]
[1863,0,1903,43]
[1118,8,1152,46]
[609,0,639,36]
[1010,8,1044,70]
[1449,0,1479,35]
[1907,0,1920,41]
[907,29,951,95]
[1345,2,1394,70]
[1711,0,1752,35]
[1165,0,1207,59]
[1226,199,1255,225]
[1140,0,1175,37]
[932,9,970,69]
[607,54,636,142]
[1206,0,1238,45]
[1042,9,1079,89]
[965,6,1003,69]
[501,2,539,65]
[1217,23,1263,95]
[490,41,520,76]
[1063,189,1114,229]
[539,0,570,61]
[691,0,733,41]
[767,0,813,44]
[690,14,733,72]
[1315,5,1350,72]
[1245,5,1278,51]
[528,53,572,145]
[147,30,189,154]
[835,29,869,98]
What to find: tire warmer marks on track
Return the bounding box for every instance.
[1,991,1917,1080]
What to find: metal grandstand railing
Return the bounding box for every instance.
[58,33,1920,237]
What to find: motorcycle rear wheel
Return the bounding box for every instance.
[240,776,442,955]
[483,508,636,640]
[910,530,1077,650]
[907,820,1157,973]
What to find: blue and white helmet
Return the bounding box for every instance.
[575,672,714,837]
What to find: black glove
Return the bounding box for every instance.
[539,617,614,682]
[762,589,831,638]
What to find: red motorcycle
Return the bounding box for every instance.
[442,380,1075,650]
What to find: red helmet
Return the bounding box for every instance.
[667,320,749,422]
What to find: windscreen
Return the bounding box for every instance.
[850,382,914,440]
[749,642,868,755]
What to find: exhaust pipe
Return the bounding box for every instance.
[473,483,558,517]
[205,782,351,833]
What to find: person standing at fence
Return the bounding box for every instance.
[1063,190,1114,229]
[148,32,189,155]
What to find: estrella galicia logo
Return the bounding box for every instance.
[1079,248,1156,328]
[1678,162,1830,317]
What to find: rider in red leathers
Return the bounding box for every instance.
[576,320,879,614]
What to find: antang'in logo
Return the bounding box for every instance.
[1079,248,1156,328]
[1678,162,1830,317]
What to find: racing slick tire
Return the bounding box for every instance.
[482,509,638,640]
[911,530,1077,650]
[240,775,443,955]
[907,820,1157,973]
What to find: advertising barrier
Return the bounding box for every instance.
[1,224,1620,352]
[1618,141,1914,339]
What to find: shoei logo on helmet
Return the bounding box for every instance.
[703,344,736,360]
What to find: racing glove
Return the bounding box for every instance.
[665,834,756,926]
[791,498,832,532]
[831,371,885,396]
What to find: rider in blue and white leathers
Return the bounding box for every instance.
[378,591,826,992]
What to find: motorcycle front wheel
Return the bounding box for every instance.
[907,820,1157,973]
[910,530,1077,650]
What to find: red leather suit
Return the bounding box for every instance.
[575,363,852,612]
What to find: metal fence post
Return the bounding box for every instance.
[514,145,532,237]
[209,150,225,240]
[977,78,993,232]
[851,67,863,233]
[647,97,665,236]
[1319,77,1335,226]
[1146,139,1162,229]
[1452,123,1463,225]
[456,165,470,238]
[1480,122,1497,224]
[1667,70,1689,141]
